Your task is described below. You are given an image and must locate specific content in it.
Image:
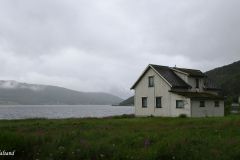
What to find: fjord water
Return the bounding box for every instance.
[0,105,134,119]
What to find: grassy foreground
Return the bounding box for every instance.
[1,115,240,160]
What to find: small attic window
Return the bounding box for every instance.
[196,78,199,88]
[148,76,154,87]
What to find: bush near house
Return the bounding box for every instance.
[1,116,240,160]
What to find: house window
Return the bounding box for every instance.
[142,97,147,108]
[148,76,154,87]
[200,101,205,107]
[196,78,199,88]
[176,100,184,108]
[156,97,162,108]
[215,101,219,107]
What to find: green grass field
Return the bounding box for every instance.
[1,115,240,160]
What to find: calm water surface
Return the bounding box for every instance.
[0,105,134,119]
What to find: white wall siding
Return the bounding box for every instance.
[135,68,171,116]
[134,68,191,117]
[135,68,155,116]
[188,77,204,92]
[169,93,191,117]
[191,100,224,117]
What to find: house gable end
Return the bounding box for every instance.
[130,65,172,89]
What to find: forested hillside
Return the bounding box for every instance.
[205,60,240,101]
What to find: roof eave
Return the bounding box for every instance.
[169,90,224,100]
[203,87,221,91]
[171,86,192,89]
[189,75,206,78]
[190,97,224,100]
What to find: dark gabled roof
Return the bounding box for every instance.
[170,90,224,100]
[150,65,191,89]
[172,67,205,77]
[130,64,191,89]
[204,78,221,90]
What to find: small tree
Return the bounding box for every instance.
[224,97,232,115]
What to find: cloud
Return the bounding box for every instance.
[0,0,239,98]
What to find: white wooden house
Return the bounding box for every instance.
[131,64,224,117]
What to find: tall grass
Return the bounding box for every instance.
[0,116,240,159]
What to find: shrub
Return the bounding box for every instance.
[111,114,135,119]
[179,114,187,118]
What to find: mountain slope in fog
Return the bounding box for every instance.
[0,80,122,105]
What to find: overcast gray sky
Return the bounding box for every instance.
[0,0,239,98]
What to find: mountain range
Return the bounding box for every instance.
[0,80,122,105]
[118,96,134,106]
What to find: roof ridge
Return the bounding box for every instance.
[149,64,169,68]
[150,65,201,72]
[172,67,201,71]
